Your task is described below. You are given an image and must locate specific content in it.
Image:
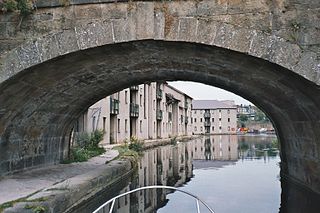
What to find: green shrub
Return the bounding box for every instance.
[89,129,104,148]
[75,129,104,149]
[271,139,279,149]
[170,136,177,145]
[0,202,13,211]
[128,142,144,152]
[71,147,90,162]
[2,0,18,12]
[87,146,105,158]
[24,204,47,213]
[75,132,91,148]
[128,136,144,152]
[1,0,33,15]
[113,144,141,168]
[17,0,32,16]
[66,129,105,163]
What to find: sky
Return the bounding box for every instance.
[168,81,252,105]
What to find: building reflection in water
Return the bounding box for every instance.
[238,134,279,164]
[94,135,319,213]
[98,135,243,213]
[191,135,239,170]
[193,135,238,161]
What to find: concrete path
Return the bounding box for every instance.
[0,147,119,204]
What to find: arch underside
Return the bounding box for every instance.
[0,40,319,194]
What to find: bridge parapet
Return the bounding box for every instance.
[0,0,319,84]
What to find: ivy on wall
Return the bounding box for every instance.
[0,0,34,16]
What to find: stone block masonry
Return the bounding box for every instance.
[0,150,133,212]
[0,0,319,197]
[0,1,319,84]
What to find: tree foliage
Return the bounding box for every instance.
[239,114,248,123]
[254,108,269,122]
[65,130,105,163]
[0,0,34,16]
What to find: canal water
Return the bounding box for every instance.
[74,135,320,213]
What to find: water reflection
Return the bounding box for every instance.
[194,135,238,161]
[100,141,195,213]
[238,135,279,160]
[88,135,320,213]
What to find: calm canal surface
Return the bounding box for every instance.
[76,135,320,213]
[94,135,280,213]
[157,135,280,213]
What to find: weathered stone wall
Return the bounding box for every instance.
[1,40,319,194]
[0,0,319,84]
[0,0,319,55]
[0,0,319,195]
[3,159,133,212]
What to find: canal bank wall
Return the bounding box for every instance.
[2,159,133,213]
[63,136,200,212]
[143,135,200,149]
[1,135,199,213]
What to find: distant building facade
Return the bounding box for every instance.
[237,104,256,120]
[192,100,237,135]
[74,82,193,145]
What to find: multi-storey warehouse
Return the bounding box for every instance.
[192,100,237,135]
[74,82,193,145]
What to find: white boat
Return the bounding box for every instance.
[93,185,215,213]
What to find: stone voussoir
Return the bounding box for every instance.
[0,1,318,84]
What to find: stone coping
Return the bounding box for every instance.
[35,0,162,8]
[2,159,133,213]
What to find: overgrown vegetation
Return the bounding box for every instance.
[0,0,34,16]
[0,202,14,212]
[0,195,49,212]
[114,145,140,160]
[238,107,272,128]
[239,114,248,123]
[64,130,105,163]
[24,204,47,213]
[271,138,279,149]
[114,136,144,161]
[128,136,144,152]
[170,136,177,145]
[288,21,301,44]
[254,108,270,122]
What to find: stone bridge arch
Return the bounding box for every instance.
[1,1,319,83]
[0,0,319,195]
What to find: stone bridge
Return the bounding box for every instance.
[0,0,320,196]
